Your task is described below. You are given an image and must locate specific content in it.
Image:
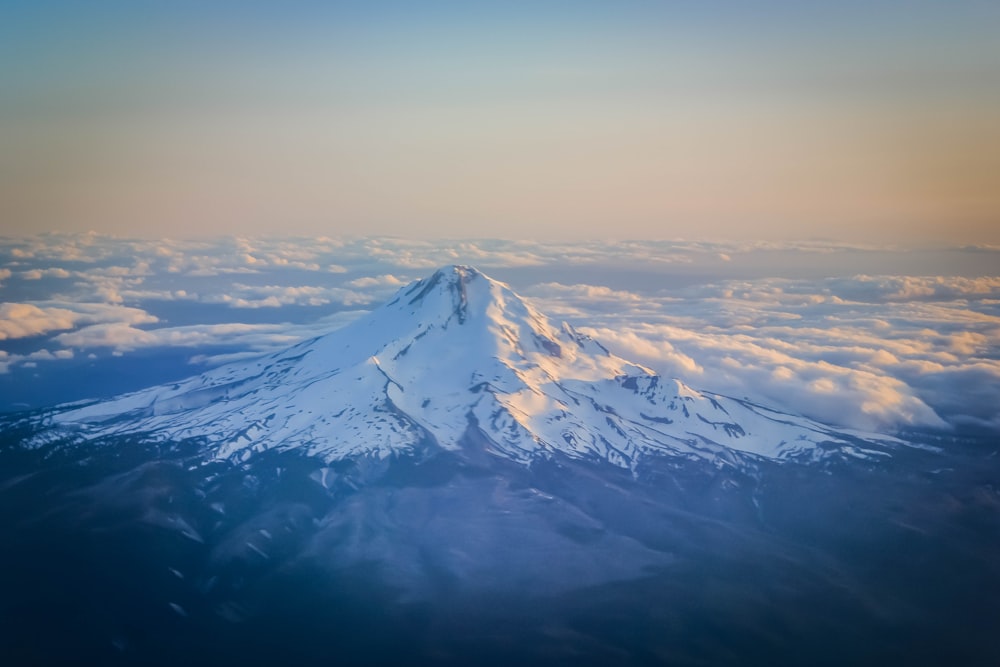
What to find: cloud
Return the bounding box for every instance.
[530,283,644,303]
[0,303,74,340]
[0,231,110,264]
[161,237,340,274]
[0,302,158,341]
[585,323,948,432]
[347,274,406,289]
[21,267,72,280]
[205,284,372,309]
[54,322,301,354]
[41,304,371,361]
[517,271,998,434]
[24,348,75,361]
[53,323,158,350]
[0,347,76,373]
[826,275,1000,303]
[117,288,198,302]
[548,272,999,434]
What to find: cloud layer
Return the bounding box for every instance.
[1,234,996,434]
[527,275,1000,433]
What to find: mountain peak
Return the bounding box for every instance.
[434,263,482,282]
[397,264,482,323]
[415,264,483,295]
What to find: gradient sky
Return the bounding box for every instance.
[2,1,998,241]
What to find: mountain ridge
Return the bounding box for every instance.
[38,265,889,467]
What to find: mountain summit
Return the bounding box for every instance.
[47,265,881,466]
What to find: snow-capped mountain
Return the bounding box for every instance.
[44,265,885,466]
[5,267,995,667]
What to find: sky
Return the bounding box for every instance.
[2,2,999,242]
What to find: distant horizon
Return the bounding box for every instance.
[5,229,999,249]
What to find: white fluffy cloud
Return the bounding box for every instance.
[0,300,156,371]
[841,275,1000,301]
[204,284,372,309]
[584,323,948,432]
[0,302,157,340]
[47,308,369,358]
[54,322,301,354]
[0,303,78,339]
[1,347,76,372]
[21,267,72,280]
[346,274,406,289]
[535,273,1000,433]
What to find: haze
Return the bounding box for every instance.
[2,2,998,242]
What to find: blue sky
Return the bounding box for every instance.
[2,1,998,240]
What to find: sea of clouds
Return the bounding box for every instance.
[0,233,997,435]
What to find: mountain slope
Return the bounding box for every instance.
[43,265,886,466]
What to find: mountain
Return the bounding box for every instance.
[40,265,887,467]
[5,266,995,666]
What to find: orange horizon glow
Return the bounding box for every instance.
[2,4,998,242]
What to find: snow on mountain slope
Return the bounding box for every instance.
[45,266,886,466]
